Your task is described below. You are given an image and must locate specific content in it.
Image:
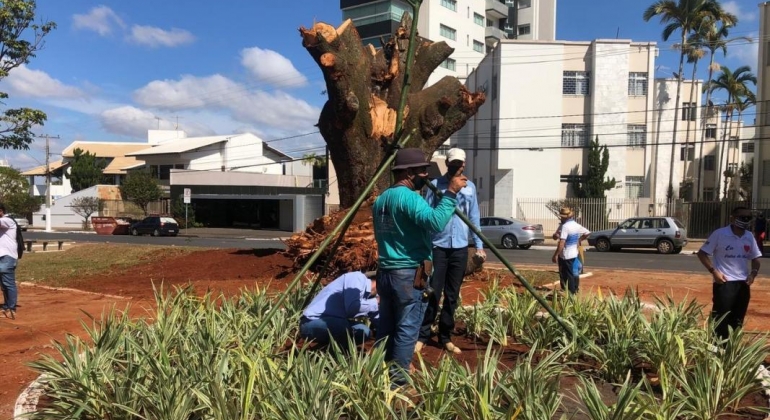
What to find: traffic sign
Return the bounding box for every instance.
[183,188,191,204]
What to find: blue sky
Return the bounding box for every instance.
[2,0,760,171]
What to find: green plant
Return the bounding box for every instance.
[577,373,648,420]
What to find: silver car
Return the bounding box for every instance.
[480,217,545,249]
[8,213,28,231]
[587,216,688,254]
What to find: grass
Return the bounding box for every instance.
[17,244,198,287]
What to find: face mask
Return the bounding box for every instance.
[412,175,427,191]
[733,217,752,230]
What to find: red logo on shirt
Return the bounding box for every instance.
[744,245,751,252]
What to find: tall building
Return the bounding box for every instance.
[455,38,728,217]
[340,0,556,83]
[755,2,770,202]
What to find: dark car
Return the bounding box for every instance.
[130,216,179,237]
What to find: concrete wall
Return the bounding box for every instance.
[170,170,312,188]
[32,185,100,229]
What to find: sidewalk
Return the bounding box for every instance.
[27,227,294,240]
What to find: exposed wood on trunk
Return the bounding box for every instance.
[300,13,485,208]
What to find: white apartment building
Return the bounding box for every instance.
[754,2,770,202]
[340,0,556,84]
[455,38,731,218]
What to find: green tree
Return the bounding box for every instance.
[301,152,327,167]
[171,195,196,228]
[643,0,731,201]
[0,166,40,215]
[70,196,102,229]
[64,148,107,192]
[0,0,56,150]
[572,135,617,199]
[704,65,756,198]
[693,18,747,199]
[120,170,162,216]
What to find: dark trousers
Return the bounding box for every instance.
[558,257,579,294]
[711,280,751,340]
[419,247,468,344]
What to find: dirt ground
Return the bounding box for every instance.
[2,246,769,417]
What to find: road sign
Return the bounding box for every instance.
[183,188,191,204]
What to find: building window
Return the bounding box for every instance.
[729,136,739,149]
[440,24,457,41]
[473,40,484,53]
[563,71,589,95]
[742,142,755,153]
[474,13,485,26]
[627,124,646,147]
[682,102,697,121]
[440,58,456,71]
[679,145,695,161]
[517,24,530,36]
[704,154,715,171]
[705,123,717,138]
[763,160,770,186]
[561,124,589,147]
[518,0,532,8]
[703,188,715,201]
[628,72,648,96]
[625,176,644,198]
[440,0,457,12]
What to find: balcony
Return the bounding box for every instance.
[485,26,508,46]
[485,0,509,19]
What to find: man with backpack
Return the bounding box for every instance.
[0,203,20,319]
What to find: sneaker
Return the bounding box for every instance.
[1,308,14,319]
[444,342,462,355]
[414,341,424,354]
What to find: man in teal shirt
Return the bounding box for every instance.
[373,148,467,387]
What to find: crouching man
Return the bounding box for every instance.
[299,270,379,346]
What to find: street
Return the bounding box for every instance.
[25,231,710,273]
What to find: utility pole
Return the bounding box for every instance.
[38,134,60,232]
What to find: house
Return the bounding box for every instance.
[26,130,324,232]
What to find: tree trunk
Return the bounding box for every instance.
[696,55,716,201]
[716,99,732,199]
[300,15,486,208]
[682,57,699,199]
[667,36,686,206]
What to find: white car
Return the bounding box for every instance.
[8,214,29,231]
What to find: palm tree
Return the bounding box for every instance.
[727,92,756,198]
[643,0,727,203]
[704,65,756,199]
[694,18,746,200]
[680,34,705,197]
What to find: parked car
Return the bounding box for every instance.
[587,216,687,254]
[7,214,28,231]
[480,217,544,249]
[130,216,179,237]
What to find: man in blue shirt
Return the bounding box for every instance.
[417,148,485,354]
[300,270,379,347]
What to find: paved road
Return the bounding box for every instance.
[25,231,711,273]
[487,247,705,273]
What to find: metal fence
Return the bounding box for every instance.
[515,198,770,239]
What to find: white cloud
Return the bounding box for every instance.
[72,6,125,36]
[240,47,308,88]
[728,32,758,68]
[128,25,195,48]
[3,65,85,99]
[723,1,757,22]
[132,74,320,130]
[99,106,215,138]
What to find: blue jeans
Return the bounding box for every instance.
[299,316,371,346]
[376,268,427,386]
[0,256,17,310]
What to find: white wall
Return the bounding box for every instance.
[32,185,100,229]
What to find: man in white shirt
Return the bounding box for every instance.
[698,206,761,340]
[551,207,590,294]
[0,203,19,319]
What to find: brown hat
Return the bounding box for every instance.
[392,148,429,170]
[559,207,573,218]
